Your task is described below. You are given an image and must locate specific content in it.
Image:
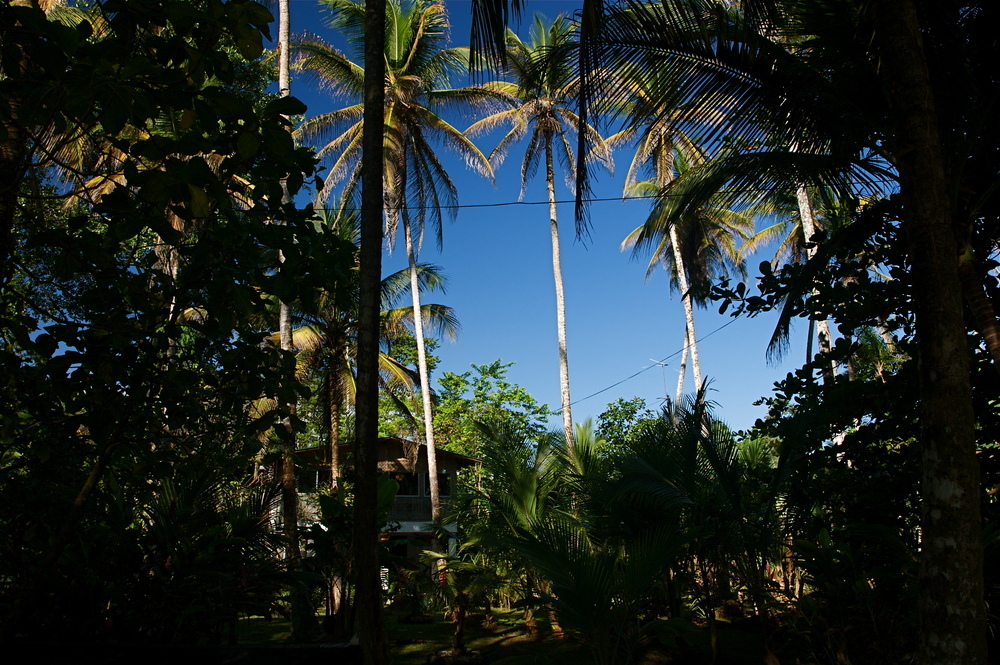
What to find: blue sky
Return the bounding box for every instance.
[281,0,807,432]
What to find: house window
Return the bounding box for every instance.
[423,472,451,497]
[393,472,418,496]
[298,469,320,493]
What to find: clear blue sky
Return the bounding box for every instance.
[282,0,807,432]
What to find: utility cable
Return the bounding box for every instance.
[549,316,741,411]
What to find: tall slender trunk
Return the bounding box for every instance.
[325,359,342,490]
[0,105,25,291]
[35,434,120,583]
[796,185,836,382]
[354,0,390,660]
[670,224,702,394]
[875,1,985,662]
[402,217,441,526]
[545,135,574,449]
[157,210,186,361]
[674,327,688,413]
[277,0,316,641]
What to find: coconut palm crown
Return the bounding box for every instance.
[293,0,495,243]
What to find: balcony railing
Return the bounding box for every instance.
[296,494,452,527]
[389,496,454,523]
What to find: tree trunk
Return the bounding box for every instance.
[354,0,391,661]
[545,135,575,449]
[452,594,468,655]
[674,327,688,415]
[403,217,441,527]
[326,353,343,491]
[0,96,26,290]
[670,223,702,394]
[277,0,317,641]
[957,246,1000,373]
[874,1,985,662]
[35,435,120,582]
[156,211,186,361]
[523,573,539,639]
[796,184,837,382]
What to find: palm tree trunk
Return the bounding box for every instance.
[0,111,26,290]
[874,1,985,662]
[156,211,186,361]
[325,362,342,490]
[277,0,317,641]
[545,136,574,449]
[796,185,837,383]
[353,0,390,660]
[670,224,702,394]
[674,327,688,412]
[523,573,539,639]
[403,216,441,526]
[0,108,25,291]
[452,594,468,655]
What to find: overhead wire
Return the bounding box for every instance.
[311,177,900,212]
[550,316,741,410]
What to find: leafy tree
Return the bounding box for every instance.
[433,360,553,457]
[589,2,996,658]
[0,0,345,642]
[595,396,657,452]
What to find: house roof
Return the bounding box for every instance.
[294,437,479,474]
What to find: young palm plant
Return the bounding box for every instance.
[448,421,567,637]
[420,548,501,656]
[614,395,797,662]
[294,0,494,528]
[465,15,614,449]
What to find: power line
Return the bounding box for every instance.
[312,178,899,212]
[552,316,741,410]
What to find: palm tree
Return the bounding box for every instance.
[449,421,567,637]
[739,187,845,377]
[618,120,751,406]
[611,396,794,661]
[294,0,493,532]
[465,15,613,449]
[624,179,751,407]
[352,0,388,657]
[289,211,458,488]
[274,0,319,641]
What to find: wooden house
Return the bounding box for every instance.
[294,437,479,538]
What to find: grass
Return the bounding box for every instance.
[388,610,592,665]
[235,616,293,644]
[236,610,778,664]
[236,610,593,663]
